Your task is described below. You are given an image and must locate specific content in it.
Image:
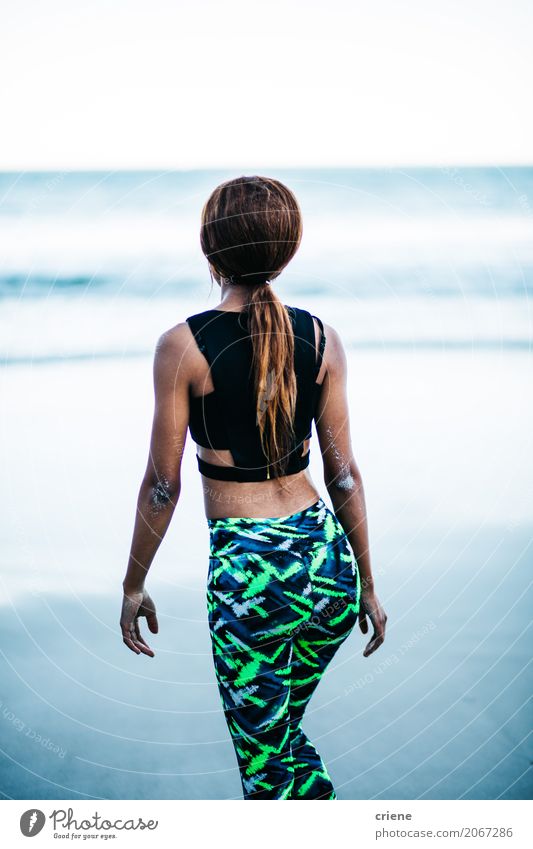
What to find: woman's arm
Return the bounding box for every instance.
[120,324,191,656]
[315,324,387,657]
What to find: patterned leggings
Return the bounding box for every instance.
[206,497,361,800]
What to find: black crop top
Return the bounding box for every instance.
[185,304,325,482]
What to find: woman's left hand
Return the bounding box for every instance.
[120,588,159,657]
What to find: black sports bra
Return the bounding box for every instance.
[185,304,325,482]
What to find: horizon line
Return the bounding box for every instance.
[0,162,532,175]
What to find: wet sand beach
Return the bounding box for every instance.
[1,346,531,799]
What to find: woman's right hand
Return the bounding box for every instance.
[358,590,387,657]
[120,587,159,657]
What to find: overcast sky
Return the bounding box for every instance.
[2,0,532,169]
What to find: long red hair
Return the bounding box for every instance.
[200,175,303,477]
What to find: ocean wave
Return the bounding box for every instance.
[1,294,530,365]
[1,264,532,300]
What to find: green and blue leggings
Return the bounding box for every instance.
[206,497,361,800]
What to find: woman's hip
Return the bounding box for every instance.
[206,496,360,613]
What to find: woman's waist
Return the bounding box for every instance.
[208,494,347,560]
[203,468,320,521]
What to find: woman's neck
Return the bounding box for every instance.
[216,281,253,311]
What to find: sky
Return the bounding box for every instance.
[1,0,532,170]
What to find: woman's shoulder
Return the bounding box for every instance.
[153,321,198,369]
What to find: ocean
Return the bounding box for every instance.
[1,167,532,363]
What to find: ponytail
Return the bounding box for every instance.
[247,283,297,478]
[199,174,303,477]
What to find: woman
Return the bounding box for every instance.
[120,175,387,800]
